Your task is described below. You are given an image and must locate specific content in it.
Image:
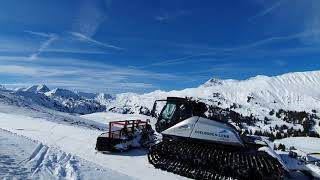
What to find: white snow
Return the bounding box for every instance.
[22,85,50,94]
[2,71,320,179]
[101,71,320,136]
[0,129,133,180]
[275,137,320,153]
[258,146,289,172]
[45,88,81,99]
[1,86,106,115]
[0,111,184,180]
[275,137,320,178]
[107,70,320,117]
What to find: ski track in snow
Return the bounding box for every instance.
[0,129,135,180]
[25,143,82,180]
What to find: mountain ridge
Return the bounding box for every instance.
[1,70,320,136]
[104,70,320,137]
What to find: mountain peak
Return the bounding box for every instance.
[24,84,50,93]
[201,78,224,87]
[45,88,79,99]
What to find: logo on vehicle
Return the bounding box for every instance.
[194,129,230,138]
[219,130,227,134]
[179,125,190,129]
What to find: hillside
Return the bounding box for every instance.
[1,85,111,115]
[105,71,320,138]
[1,71,320,137]
[1,70,320,179]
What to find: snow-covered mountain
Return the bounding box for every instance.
[45,88,81,99]
[21,84,50,94]
[107,71,320,113]
[105,71,320,137]
[0,85,111,115]
[1,78,319,180]
[1,71,320,136]
[0,84,6,90]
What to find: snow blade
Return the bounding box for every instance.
[95,134,126,152]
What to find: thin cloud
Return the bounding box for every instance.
[155,10,189,22]
[232,31,317,49]
[155,13,170,22]
[141,31,316,68]
[0,65,77,77]
[24,30,52,38]
[302,1,320,44]
[0,55,179,93]
[73,0,108,37]
[140,54,222,68]
[142,55,197,68]
[250,0,287,21]
[0,33,110,55]
[70,32,124,50]
[25,30,58,60]
[250,1,320,44]
[274,60,288,67]
[29,35,57,60]
[0,65,38,76]
[43,47,110,55]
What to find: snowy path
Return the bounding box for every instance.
[0,112,185,180]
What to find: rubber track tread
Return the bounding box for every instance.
[148,140,284,180]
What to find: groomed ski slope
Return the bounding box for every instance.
[0,112,185,180]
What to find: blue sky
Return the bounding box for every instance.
[1,0,320,94]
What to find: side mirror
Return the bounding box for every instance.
[151,101,157,118]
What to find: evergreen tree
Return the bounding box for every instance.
[269,109,275,116]
[275,131,282,139]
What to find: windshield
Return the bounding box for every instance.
[160,102,177,121]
